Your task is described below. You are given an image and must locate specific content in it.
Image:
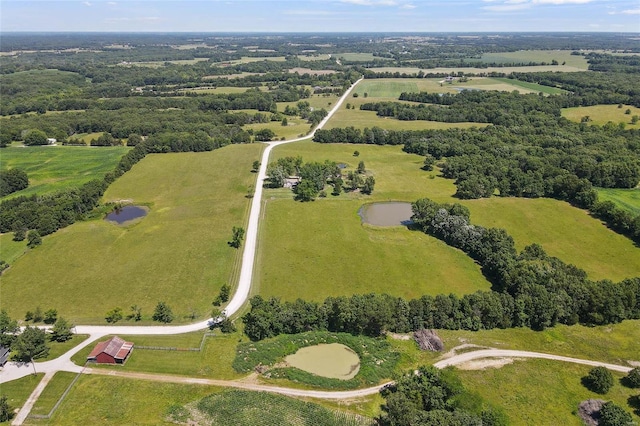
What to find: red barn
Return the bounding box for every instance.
[87,336,134,364]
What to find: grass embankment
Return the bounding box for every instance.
[0,146,130,200]
[71,331,244,380]
[234,331,398,390]
[562,104,640,128]
[0,233,27,265]
[256,142,490,302]
[0,144,262,324]
[459,359,639,426]
[179,390,374,426]
[597,187,640,215]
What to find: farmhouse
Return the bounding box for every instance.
[87,336,133,364]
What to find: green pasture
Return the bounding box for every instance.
[459,359,639,426]
[256,141,491,302]
[597,187,640,215]
[46,376,221,425]
[72,332,245,380]
[211,56,287,66]
[37,335,90,362]
[337,53,386,62]
[462,197,640,282]
[369,64,587,74]
[480,50,589,69]
[0,144,262,324]
[0,374,43,424]
[297,54,332,61]
[178,86,266,94]
[246,119,313,141]
[0,233,28,265]
[0,145,129,200]
[118,58,209,68]
[277,93,339,112]
[562,104,640,128]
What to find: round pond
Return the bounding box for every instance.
[358,202,413,226]
[105,205,148,225]
[284,343,360,380]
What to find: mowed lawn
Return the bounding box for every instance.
[0,145,130,199]
[256,142,491,301]
[597,187,640,215]
[0,144,262,324]
[562,104,640,128]
[458,359,639,426]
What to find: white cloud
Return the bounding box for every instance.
[533,0,595,4]
[621,8,640,14]
[284,9,336,15]
[401,3,417,9]
[83,1,92,6]
[107,1,117,5]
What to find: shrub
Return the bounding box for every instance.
[152,301,174,323]
[624,367,640,388]
[583,367,614,394]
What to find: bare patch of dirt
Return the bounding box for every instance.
[457,358,521,370]
[578,399,605,426]
[441,344,487,359]
[387,332,412,341]
[627,360,640,367]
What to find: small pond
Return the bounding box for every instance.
[285,343,360,380]
[105,205,148,225]
[358,202,413,226]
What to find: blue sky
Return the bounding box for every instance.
[1,0,639,32]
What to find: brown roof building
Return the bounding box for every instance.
[87,336,134,364]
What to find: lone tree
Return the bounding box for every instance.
[598,402,633,426]
[252,160,261,172]
[50,317,73,342]
[43,309,57,324]
[0,396,13,423]
[624,366,640,388]
[357,161,366,174]
[583,366,614,394]
[24,130,48,146]
[213,284,231,306]
[105,307,123,323]
[12,326,49,373]
[230,226,245,248]
[27,230,42,248]
[294,179,319,202]
[152,301,174,323]
[362,176,376,195]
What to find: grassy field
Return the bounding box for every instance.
[45,376,221,425]
[369,64,587,74]
[0,144,262,324]
[256,142,491,302]
[337,53,387,62]
[0,374,43,425]
[36,335,90,362]
[72,331,246,380]
[480,50,589,69]
[598,187,640,215]
[297,53,332,61]
[246,119,313,141]
[562,104,640,128]
[462,197,640,282]
[256,142,639,304]
[117,58,209,68]
[0,146,129,200]
[493,77,566,95]
[0,233,28,265]
[458,359,639,426]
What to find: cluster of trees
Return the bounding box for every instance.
[104,301,174,323]
[379,366,507,426]
[0,168,28,196]
[241,200,639,341]
[314,122,640,243]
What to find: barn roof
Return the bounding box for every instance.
[88,336,133,360]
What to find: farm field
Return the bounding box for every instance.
[245,119,312,141]
[212,56,287,66]
[0,233,27,265]
[480,50,590,69]
[256,142,491,301]
[458,359,639,426]
[492,77,566,94]
[176,86,266,94]
[0,144,262,324]
[117,58,210,67]
[337,52,387,61]
[562,104,640,128]
[29,372,78,418]
[0,146,129,200]
[597,187,640,215]
[369,64,587,74]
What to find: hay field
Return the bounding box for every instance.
[562,104,640,128]
[480,50,589,69]
[0,144,262,324]
[369,64,587,74]
[597,188,640,215]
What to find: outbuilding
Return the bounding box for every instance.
[87,336,133,364]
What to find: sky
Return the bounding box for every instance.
[1,0,639,33]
